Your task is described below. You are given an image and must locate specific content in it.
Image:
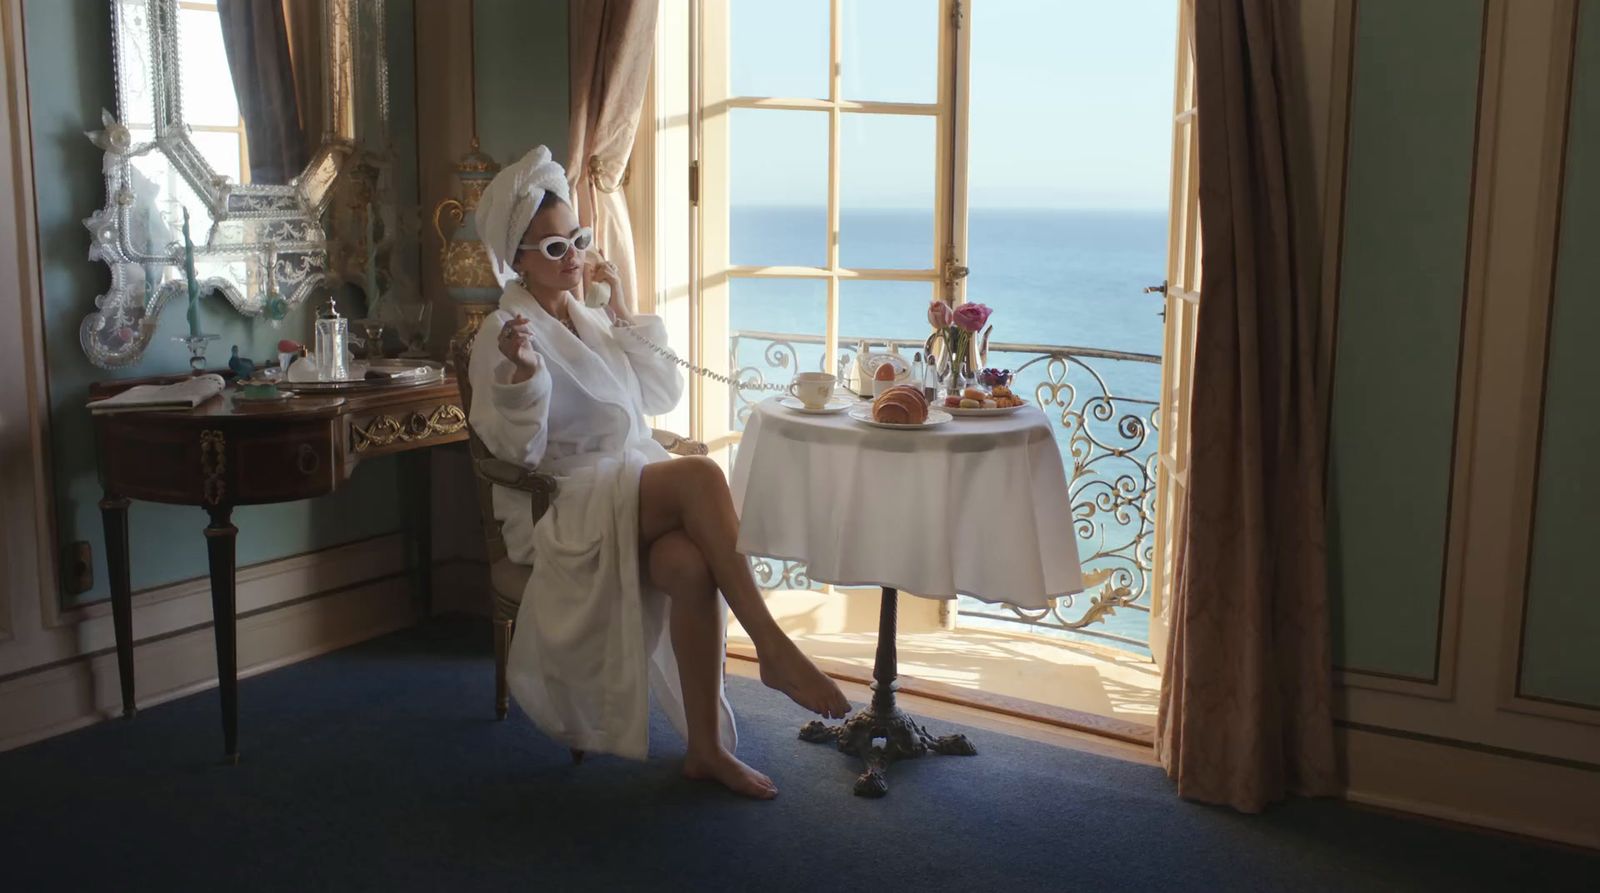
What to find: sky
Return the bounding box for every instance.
[729,0,1179,211]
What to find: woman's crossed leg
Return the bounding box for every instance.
[639,456,852,798]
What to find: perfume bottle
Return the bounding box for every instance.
[314,297,349,381]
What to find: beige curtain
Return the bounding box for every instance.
[568,1,658,311]
[1154,0,1337,812]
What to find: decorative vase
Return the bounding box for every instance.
[434,139,502,366]
[946,330,974,393]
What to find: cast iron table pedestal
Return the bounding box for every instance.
[798,587,978,797]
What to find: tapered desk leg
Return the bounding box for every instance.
[205,506,239,763]
[402,451,433,622]
[99,495,135,718]
[800,587,977,797]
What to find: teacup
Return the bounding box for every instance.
[788,372,836,409]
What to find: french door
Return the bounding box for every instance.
[1149,0,1200,665]
[693,0,964,452]
[683,0,1199,658]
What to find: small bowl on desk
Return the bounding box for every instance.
[236,379,290,402]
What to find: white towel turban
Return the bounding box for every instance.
[476,145,572,286]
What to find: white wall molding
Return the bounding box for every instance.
[0,0,59,649]
[0,534,408,678]
[0,572,413,753]
[1339,723,1600,850]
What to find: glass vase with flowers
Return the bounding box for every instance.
[926,299,993,393]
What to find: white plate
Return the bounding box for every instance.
[847,404,952,430]
[940,402,1025,417]
[780,396,855,414]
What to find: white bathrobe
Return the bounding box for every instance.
[468,283,738,759]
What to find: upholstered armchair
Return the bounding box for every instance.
[449,320,706,727]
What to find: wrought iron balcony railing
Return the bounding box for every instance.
[729,330,1161,651]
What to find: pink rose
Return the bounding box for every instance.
[927,300,953,329]
[952,302,992,333]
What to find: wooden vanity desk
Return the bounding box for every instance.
[89,373,468,761]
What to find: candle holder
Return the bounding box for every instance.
[175,333,218,374]
[353,319,387,360]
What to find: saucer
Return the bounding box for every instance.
[780,396,854,414]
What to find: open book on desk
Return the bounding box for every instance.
[87,374,226,414]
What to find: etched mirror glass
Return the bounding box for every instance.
[82,0,377,368]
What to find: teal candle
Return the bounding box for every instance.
[182,207,201,338]
[364,202,380,317]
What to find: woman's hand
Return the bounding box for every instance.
[587,252,632,324]
[497,315,542,382]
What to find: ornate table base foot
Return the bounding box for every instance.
[796,587,977,797]
[801,704,977,797]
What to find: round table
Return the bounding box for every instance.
[730,396,1085,796]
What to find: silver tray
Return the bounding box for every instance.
[281,359,445,393]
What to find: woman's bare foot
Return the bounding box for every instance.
[757,638,852,718]
[683,747,778,799]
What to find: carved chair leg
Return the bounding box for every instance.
[494,617,513,720]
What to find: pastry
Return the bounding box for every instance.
[872,384,929,424]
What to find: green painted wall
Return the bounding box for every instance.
[474,0,569,168]
[1327,0,1484,679]
[23,0,416,608]
[1519,1,1600,709]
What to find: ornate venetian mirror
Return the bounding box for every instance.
[82,0,389,368]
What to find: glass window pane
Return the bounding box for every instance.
[731,0,829,99]
[179,8,242,127]
[839,279,933,347]
[728,278,829,430]
[966,0,1173,357]
[839,113,935,270]
[842,0,938,103]
[731,109,828,267]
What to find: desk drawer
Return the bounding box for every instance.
[232,425,339,503]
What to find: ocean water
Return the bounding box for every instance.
[729,206,1167,653]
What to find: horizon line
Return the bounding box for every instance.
[731,204,1171,214]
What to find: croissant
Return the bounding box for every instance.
[872,384,928,424]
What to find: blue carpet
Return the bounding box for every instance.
[0,616,1593,892]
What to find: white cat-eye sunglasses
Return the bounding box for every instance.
[519,226,594,261]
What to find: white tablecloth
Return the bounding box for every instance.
[729,397,1084,609]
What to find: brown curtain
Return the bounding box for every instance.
[568,0,658,309]
[217,0,310,184]
[1154,0,1338,812]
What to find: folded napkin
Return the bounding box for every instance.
[87,374,225,414]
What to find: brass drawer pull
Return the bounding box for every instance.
[297,443,321,476]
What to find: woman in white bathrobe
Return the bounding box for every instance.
[468,147,850,799]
